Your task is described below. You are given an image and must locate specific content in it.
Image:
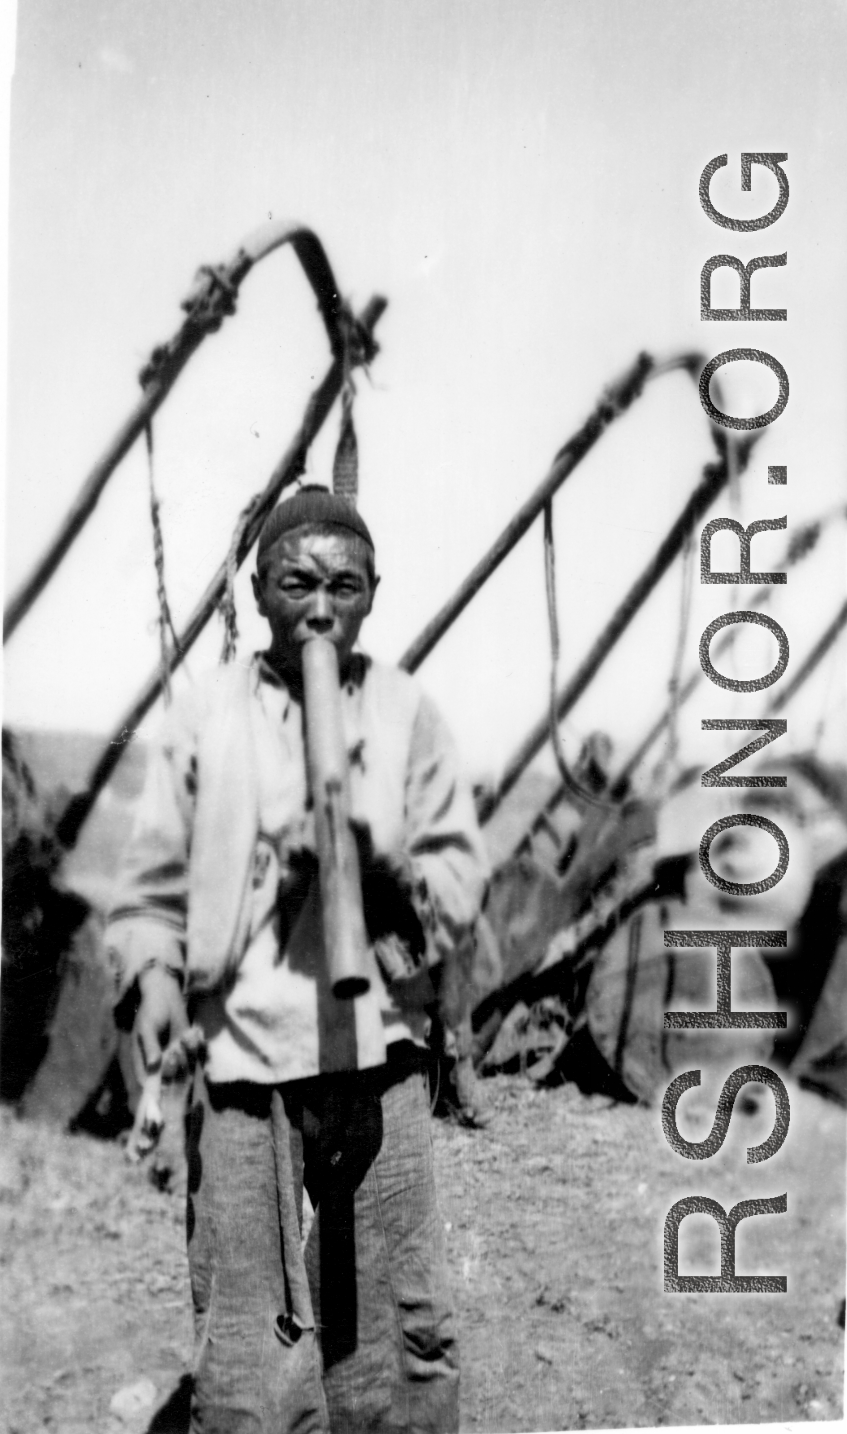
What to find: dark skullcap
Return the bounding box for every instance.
[256,485,375,569]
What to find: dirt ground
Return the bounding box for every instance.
[0,1071,844,1434]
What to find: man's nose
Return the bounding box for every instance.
[307,588,334,628]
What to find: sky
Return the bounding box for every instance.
[4,0,846,791]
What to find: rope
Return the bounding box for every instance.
[429,1054,441,1116]
[219,298,369,659]
[332,308,359,507]
[543,500,618,811]
[144,422,180,705]
[219,494,264,663]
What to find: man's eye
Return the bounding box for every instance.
[280,582,309,597]
[332,581,363,597]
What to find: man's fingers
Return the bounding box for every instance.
[133,970,188,1076]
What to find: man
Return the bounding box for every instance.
[106,484,489,1434]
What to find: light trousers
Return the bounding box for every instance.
[186,1045,458,1434]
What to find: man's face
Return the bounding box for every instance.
[251,527,376,679]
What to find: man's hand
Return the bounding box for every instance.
[133,966,188,1082]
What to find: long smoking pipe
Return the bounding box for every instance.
[302,636,373,1000]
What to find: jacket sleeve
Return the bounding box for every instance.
[104,694,199,1029]
[402,693,490,967]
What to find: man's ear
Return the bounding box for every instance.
[365,573,381,616]
[251,571,267,617]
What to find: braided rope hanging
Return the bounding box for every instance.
[218,299,364,660]
[219,493,265,663]
[332,312,359,507]
[144,422,180,704]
